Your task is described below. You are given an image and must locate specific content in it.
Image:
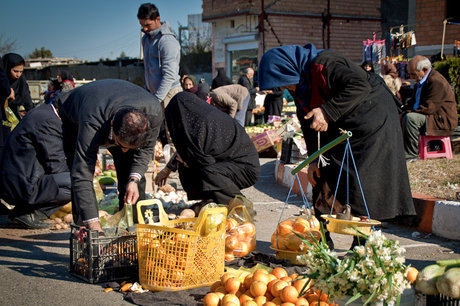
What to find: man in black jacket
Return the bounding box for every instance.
[238,67,259,126]
[0,104,71,229]
[55,79,162,233]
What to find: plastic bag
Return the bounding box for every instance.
[271,215,321,252]
[228,195,255,222]
[225,199,256,262]
[100,203,134,230]
[2,103,19,131]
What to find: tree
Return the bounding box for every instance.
[178,22,212,74]
[0,34,18,55]
[29,47,53,59]
[117,51,128,59]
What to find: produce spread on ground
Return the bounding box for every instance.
[50,113,458,305]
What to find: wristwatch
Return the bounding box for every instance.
[127,178,139,184]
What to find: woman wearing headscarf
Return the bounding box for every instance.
[2,53,34,120]
[183,75,210,102]
[0,56,13,151]
[258,44,415,248]
[382,63,403,101]
[154,91,260,206]
[56,69,75,92]
[182,75,198,92]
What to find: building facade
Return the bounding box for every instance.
[202,0,382,82]
[203,0,460,81]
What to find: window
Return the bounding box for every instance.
[229,48,258,84]
[446,0,460,22]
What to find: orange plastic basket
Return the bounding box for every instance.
[136,200,227,291]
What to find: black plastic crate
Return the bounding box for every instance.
[426,294,459,306]
[69,224,138,283]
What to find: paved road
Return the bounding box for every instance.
[0,158,459,305]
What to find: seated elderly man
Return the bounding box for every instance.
[402,55,458,160]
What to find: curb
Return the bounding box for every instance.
[275,160,460,240]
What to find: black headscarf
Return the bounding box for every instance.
[58,69,73,82]
[2,53,34,119]
[0,56,11,147]
[165,91,256,170]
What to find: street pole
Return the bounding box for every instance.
[140,30,144,60]
[441,19,447,59]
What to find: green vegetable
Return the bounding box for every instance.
[98,176,117,185]
[436,259,460,267]
[415,264,446,295]
[436,267,460,298]
[109,170,117,177]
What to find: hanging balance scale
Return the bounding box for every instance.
[291,129,380,236]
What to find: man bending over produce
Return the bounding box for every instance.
[55,79,162,234]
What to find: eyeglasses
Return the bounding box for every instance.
[108,126,130,150]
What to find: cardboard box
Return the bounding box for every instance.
[250,129,282,152]
[276,117,301,138]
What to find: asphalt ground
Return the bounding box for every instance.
[0,158,459,305]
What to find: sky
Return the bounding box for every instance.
[1,0,203,62]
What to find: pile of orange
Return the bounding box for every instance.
[203,267,337,306]
[225,218,256,262]
[271,217,321,252]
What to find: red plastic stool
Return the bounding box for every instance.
[418,135,453,160]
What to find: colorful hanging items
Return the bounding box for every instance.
[362,32,386,64]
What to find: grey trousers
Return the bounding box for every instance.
[402,112,426,159]
[234,94,250,127]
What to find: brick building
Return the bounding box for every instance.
[411,0,460,57]
[202,0,460,82]
[203,0,383,82]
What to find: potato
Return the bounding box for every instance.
[179,209,195,219]
[63,214,73,224]
[60,202,72,214]
[159,184,175,193]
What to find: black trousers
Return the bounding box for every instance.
[10,172,72,217]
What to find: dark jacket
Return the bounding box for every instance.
[211,68,233,89]
[0,58,11,147]
[0,104,68,205]
[55,79,162,221]
[2,53,34,120]
[406,70,458,136]
[238,75,257,110]
[263,87,284,120]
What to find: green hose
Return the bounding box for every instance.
[291,131,352,175]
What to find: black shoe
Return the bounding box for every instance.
[10,212,50,229]
[33,210,48,221]
[350,236,367,250]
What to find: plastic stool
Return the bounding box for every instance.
[418,135,453,160]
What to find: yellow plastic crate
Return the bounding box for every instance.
[136,200,227,291]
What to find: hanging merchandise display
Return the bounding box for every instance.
[390,25,417,50]
[362,32,386,64]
